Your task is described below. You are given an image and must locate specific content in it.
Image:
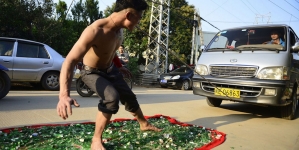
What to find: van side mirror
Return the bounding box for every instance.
[292,42,299,52]
[200,45,205,52]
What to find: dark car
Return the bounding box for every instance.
[158,66,194,90]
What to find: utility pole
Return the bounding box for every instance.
[191,10,204,65]
[190,12,196,65]
[145,0,170,74]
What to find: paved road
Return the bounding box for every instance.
[0,86,299,150]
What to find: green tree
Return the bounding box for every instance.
[55,0,67,20]
[0,0,195,63]
[84,0,100,24]
[168,3,195,65]
[71,0,85,22]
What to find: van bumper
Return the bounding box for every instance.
[192,75,292,106]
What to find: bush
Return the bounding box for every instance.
[127,57,139,77]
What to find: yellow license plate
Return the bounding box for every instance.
[214,87,240,98]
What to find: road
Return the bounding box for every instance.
[0,86,299,150]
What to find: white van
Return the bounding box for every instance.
[192,24,299,120]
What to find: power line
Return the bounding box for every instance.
[210,0,245,23]
[268,0,299,20]
[99,0,108,10]
[65,0,75,16]
[284,0,299,12]
[260,0,271,16]
[145,0,221,31]
[206,20,299,23]
[200,18,221,31]
[240,0,256,15]
[246,0,260,14]
[204,0,228,17]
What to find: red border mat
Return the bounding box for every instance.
[1,114,226,150]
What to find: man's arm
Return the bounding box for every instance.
[57,26,100,120]
[59,26,97,99]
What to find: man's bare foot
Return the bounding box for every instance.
[91,138,106,150]
[140,122,161,131]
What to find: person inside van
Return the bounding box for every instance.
[263,30,285,47]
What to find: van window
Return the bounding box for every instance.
[289,30,297,46]
[17,42,49,58]
[210,36,228,49]
[0,40,14,56]
[206,27,286,51]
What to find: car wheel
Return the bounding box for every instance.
[160,85,167,88]
[41,72,60,91]
[181,80,190,90]
[206,97,222,107]
[76,77,95,97]
[280,87,298,120]
[0,71,11,100]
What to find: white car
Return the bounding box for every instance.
[0,37,65,90]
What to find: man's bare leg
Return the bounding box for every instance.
[91,111,112,150]
[131,108,161,131]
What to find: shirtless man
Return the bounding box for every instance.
[56,0,160,149]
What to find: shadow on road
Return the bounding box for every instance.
[189,103,299,130]
[189,113,266,130]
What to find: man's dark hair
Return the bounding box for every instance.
[114,0,148,12]
[120,45,124,48]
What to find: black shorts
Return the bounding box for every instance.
[80,65,139,114]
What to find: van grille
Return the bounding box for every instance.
[201,82,262,97]
[210,65,258,77]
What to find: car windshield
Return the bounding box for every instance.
[206,26,286,51]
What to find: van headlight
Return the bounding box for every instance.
[195,65,208,75]
[257,67,289,80]
[171,75,180,79]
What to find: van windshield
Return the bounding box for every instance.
[206,27,286,51]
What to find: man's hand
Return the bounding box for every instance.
[119,67,132,78]
[57,96,80,120]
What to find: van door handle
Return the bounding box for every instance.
[3,59,10,62]
[43,61,49,64]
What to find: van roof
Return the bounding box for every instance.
[221,24,290,31]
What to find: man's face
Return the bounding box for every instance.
[119,46,124,53]
[271,32,279,40]
[127,10,144,31]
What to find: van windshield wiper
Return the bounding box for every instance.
[237,47,282,53]
[236,44,284,52]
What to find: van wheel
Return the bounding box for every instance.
[206,97,222,107]
[0,72,11,100]
[41,72,60,91]
[280,87,298,120]
[181,80,190,90]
